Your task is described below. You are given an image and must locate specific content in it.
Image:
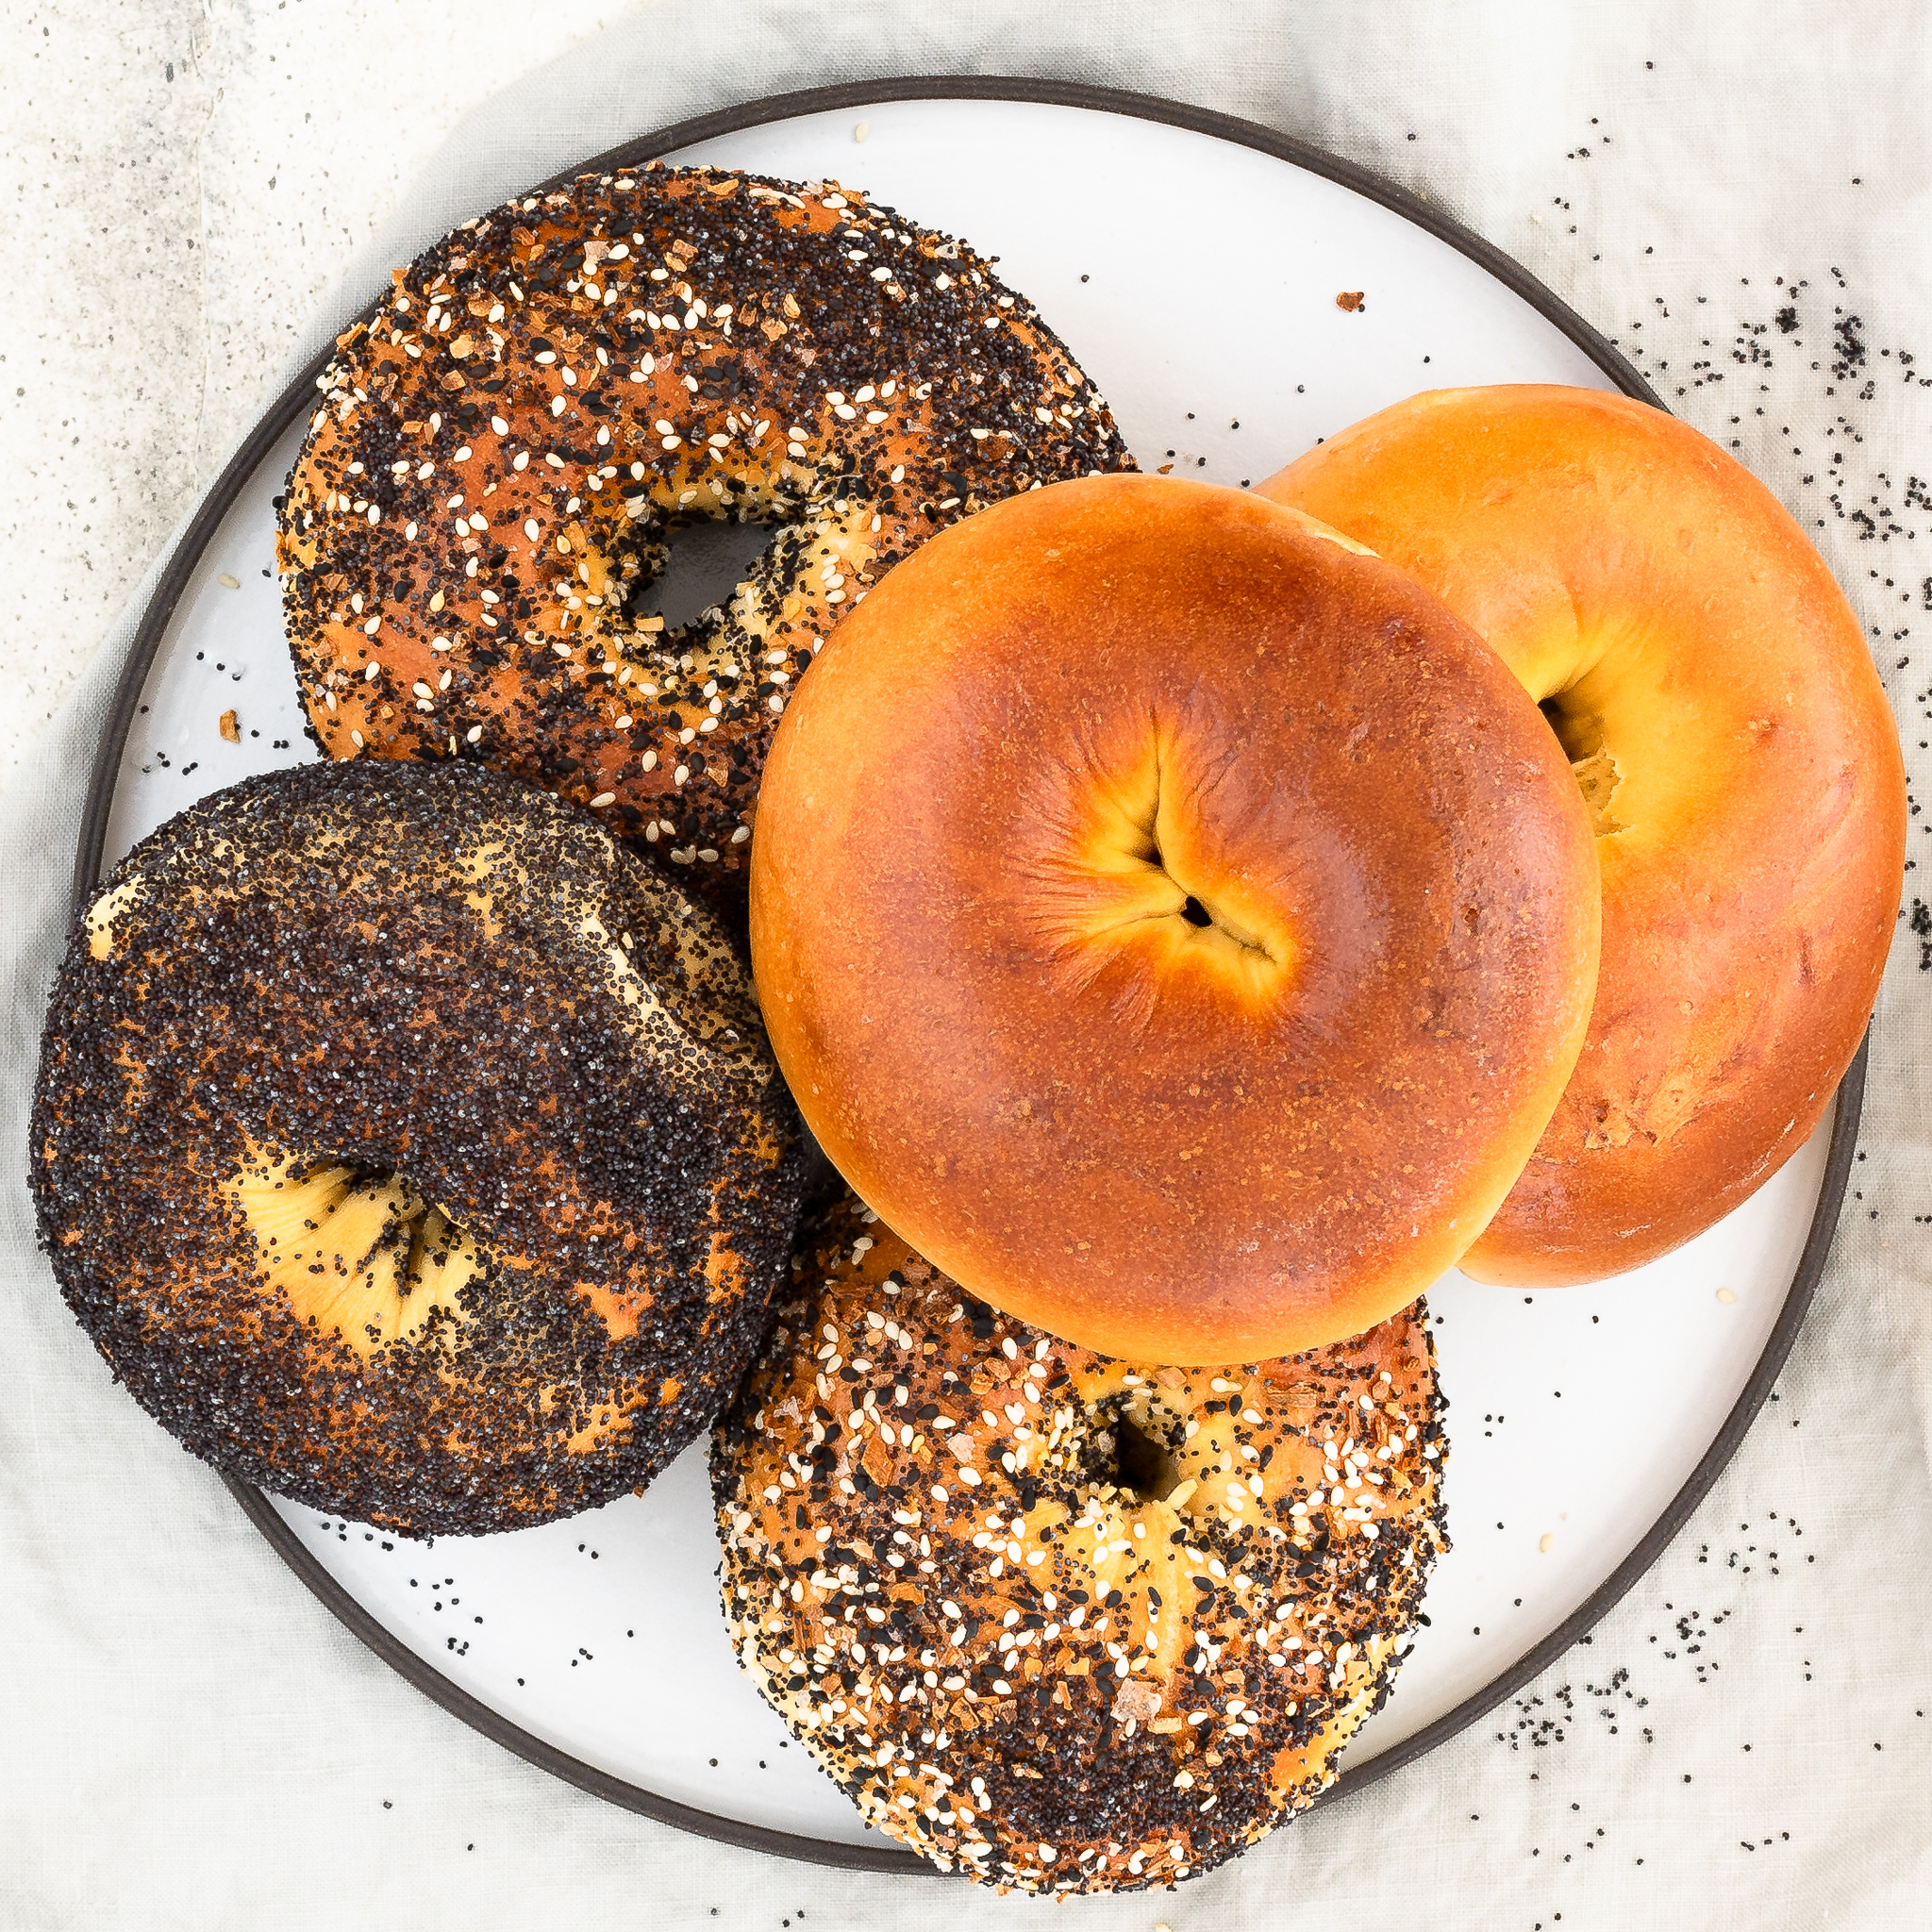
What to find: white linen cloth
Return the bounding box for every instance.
[3,4,1929,1925]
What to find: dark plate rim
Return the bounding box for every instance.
[70,75,1857,1880]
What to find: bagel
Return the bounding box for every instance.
[711,1195,1447,1892]
[1262,386,1908,1283]
[750,474,1600,1360]
[30,761,804,1535]
[276,163,1128,912]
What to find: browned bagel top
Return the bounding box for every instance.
[1264,386,1908,1282]
[752,476,1600,1359]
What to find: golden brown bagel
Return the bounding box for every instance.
[1262,386,1907,1284]
[751,475,1600,1360]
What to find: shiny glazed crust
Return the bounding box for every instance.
[710,1197,1447,1893]
[276,164,1128,914]
[1263,386,1908,1283]
[30,762,804,1535]
[751,475,1601,1359]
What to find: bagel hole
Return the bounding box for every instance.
[287,1159,457,1286]
[1538,694,1627,837]
[1537,693,1603,765]
[227,1150,484,1353]
[628,514,774,630]
[1112,1413,1181,1503]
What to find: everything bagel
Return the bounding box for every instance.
[277,163,1128,908]
[712,1195,1447,1891]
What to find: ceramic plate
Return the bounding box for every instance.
[77,82,1858,1872]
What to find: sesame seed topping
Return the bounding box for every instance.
[276,162,1130,923]
[712,1196,1447,1893]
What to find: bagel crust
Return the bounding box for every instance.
[751,475,1600,1360]
[276,164,1127,914]
[30,762,804,1535]
[711,1196,1447,1893]
[1263,387,1908,1283]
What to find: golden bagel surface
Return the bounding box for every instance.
[710,1195,1447,1892]
[751,475,1601,1360]
[1263,386,1908,1283]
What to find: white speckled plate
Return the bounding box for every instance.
[81,82,1858,1872]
